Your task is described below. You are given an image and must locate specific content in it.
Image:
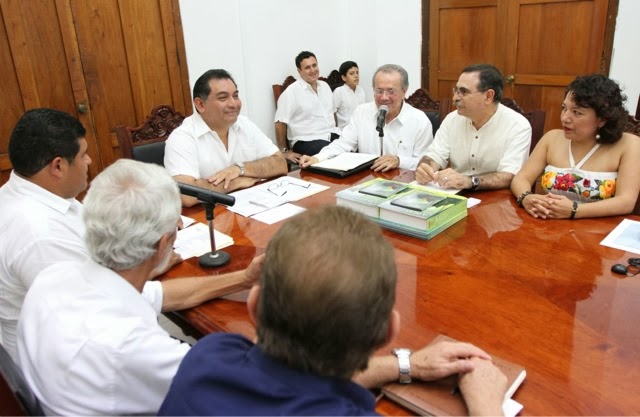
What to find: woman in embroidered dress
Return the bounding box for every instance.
[511,74,640,219]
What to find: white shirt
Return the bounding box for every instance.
[333,84,366,129]
[17,259,184,416]
[274,79,339,146]
[165,113,279,179]
[424,104,531,175]
[315,101,434,170]
[0,171,163,361]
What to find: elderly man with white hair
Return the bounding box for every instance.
[16,159,262,416]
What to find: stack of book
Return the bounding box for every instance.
[335,178,467,240]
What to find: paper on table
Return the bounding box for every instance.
[180,215,196,228]
[228,176,329,217]
[251,203,306,225]
[503,398,524,417]
[312,153,378,171]
[467,197,481,208]
[600,218,640,254]
[174,222,234,259]
[410,180,461,195]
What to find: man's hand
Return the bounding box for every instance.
[283,150,302,164]
[432,168,469,190]
[299,155,319,168]
[206,165,241,189]
[458,357,508,416]
[244,254,265,286]
[372,155,400,172]
[415,162,438,184]
[410,340,492,382]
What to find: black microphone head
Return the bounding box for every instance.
[379,105,389,115]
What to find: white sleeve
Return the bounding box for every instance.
[398,114,434,170]
[315,112,361,161]
[497,121,532,174]
[274,88,295,124]
[141,281,163,315]
[424,113,453,170]
[245,119,279,158]
[164,130,201,178]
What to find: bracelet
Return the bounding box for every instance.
[517,191,532,207]
[570,201,578,219]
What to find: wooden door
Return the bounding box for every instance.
[427,0,614,132]
[0,0,191,187]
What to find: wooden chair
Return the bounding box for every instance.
[500,98,546,154]
[404,88,452,135]
[115,105,186,166]
[624,114,640,215]
[0,343,44,416]
[636,94,639,120]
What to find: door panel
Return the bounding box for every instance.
[427,0,613,133]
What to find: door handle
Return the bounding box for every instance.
[505,75,515,85]
[77,103,88,114]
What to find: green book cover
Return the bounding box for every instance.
[335,179,412,218]
[358,180,410,198]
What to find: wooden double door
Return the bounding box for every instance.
[0,0,192,186]
[426,0,615,132]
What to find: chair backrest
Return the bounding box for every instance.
[623,114,640,216]
[636,94,639,120]
[115,105,186,166]
[501,98,546,154]
[272,71,344,107]
[404,88,451,135]
[0,343,44,416]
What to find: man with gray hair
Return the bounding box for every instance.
[16,159,263,416]
[299,64,433,172]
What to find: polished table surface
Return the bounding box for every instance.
[163,169,640,416]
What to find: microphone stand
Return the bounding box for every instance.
[198,201,231,268]
[377,126,385,156]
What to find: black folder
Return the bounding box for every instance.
[303,158,375,178]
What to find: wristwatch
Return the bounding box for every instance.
[234,162,245,177]
[281,147,289,153]
[392,348,412,383]
[470,175,480,190]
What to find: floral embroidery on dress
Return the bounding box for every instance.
[540,170,616,200]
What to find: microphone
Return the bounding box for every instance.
[176,182,235,268]
[376,105,388,136]
[177,182,235,207]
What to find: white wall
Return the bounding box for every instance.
[179,0,422,141]
[179,0,637,142]
[609,0,640,116]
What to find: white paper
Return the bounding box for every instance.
[312,153,378,171]
[600,218,640,254]
[180,215,196,228]
[503,398,524,417]
[227,176,329,217]
[251,203,306,224]
[409,180,461,194]
[174,223,234,259]
[467,197,481,208]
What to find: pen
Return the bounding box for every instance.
[249,200,269,209]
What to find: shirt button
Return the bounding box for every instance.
[472,168,476,171]
[475,136,479,139]
[471,154,475,157]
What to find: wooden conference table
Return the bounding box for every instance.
[163,168,640,416]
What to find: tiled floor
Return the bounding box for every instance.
[159,314,198,345]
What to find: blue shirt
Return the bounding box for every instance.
[159,333,378,416]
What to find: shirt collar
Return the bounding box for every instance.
[9,170,81,215]
[192,111,241,138]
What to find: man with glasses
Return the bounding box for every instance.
[275,51,340,164]
[299,64,433,172]
[416,64,531,190]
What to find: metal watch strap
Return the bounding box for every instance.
[392,348,412,383]
[234,162,245,177]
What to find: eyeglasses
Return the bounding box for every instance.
[452,87,483,97]
[611,258,640,276]
[267,179,311,197]
[374,88,400,98]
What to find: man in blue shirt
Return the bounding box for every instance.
[160,206,507,416]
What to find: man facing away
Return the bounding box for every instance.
[16,159,263,415]
[275,51,340,165]
[165,69,287,207]
[300,64,433,172]
[159,206,507,416]
[416,64,531,191]
[0,108,258,362]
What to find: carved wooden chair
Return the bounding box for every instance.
[500,98,546,154]
[623,114,640,215]
[404,88,452,135]
[115,105,186,166]
[0,343,44,416]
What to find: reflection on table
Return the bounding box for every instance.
[162,168,640,416]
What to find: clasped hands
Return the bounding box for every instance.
[416,163,470,190]
[521,193,574,219]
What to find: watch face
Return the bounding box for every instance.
[472,176,480,187]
